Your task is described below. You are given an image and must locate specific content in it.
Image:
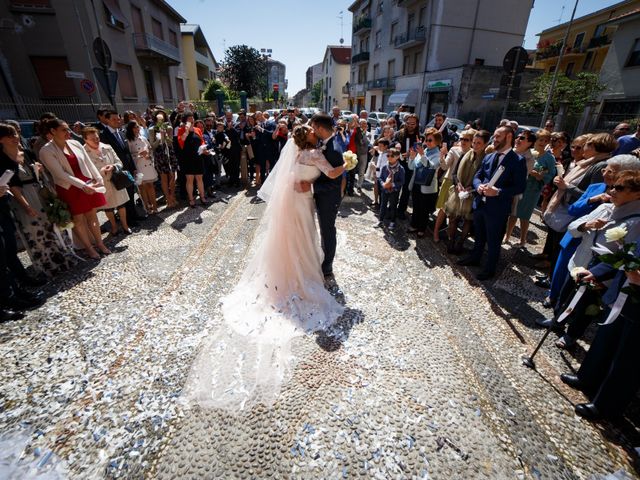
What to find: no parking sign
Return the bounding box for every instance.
[80,78,96,95]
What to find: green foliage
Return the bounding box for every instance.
[202,79,230,101]
[39,188,73,229]
[519,72,605,115]
[220,45,267,98]
[310,80,323,106]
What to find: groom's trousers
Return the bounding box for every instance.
[314,187,342,276]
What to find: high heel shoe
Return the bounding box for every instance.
[200,198,209,206]
[189,200,196,209]
[98,245,112,255]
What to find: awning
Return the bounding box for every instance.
[103,0,129,28]
[387,89,418,106]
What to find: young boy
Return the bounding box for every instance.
[372,139,390,207]
[376,148,405,231]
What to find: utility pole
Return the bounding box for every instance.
[540,0,579,128]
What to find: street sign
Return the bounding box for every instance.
[93,38,112,69]
[273,84,279,92]
[80,78,96,95]
[503,46,528,74]
[92,67,118,99]
[488,87,500,94]
[65,70,85,79]
[481,93,496,100]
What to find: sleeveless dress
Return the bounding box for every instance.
[184,147,344,411]
[56,152,106,215]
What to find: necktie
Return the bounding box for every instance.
[115,130,125,148]
[490,153,502,177]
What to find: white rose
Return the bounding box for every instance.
[604,225,627,243]
[570,266,588,281]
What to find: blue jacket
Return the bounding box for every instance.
[559,182,607,249]
[472,149,527,215]
[380,164,405,192]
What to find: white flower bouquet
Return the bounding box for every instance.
[343,151,358,171]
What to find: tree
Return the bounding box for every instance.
[220,45,267,98]
[202,79,232,101]
[519,72,605,115]
[310,80,323,107]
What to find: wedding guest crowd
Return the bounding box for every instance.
[1,102,639,423]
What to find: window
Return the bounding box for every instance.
[373,63,379,80]
[378,0,383,13]
[131,6,144,33]
[168,29,178,47]
[565,62,574,76]
[30,56,75,97]
[387,59,395,79]
[407,13,415,34]
[593,23,606,38]
[176,77,185,101]
[160,71,172,101]
[413,51,421,74]
[403,55,409,75]
[375,30,381,49]
[573,32,585,49]
[151,18,163,40]
[419,7,426,27]
[115,63,137,98]
[583,50,594,70]
[390,22,397,44]
[626,38,640,67]
[329,77,332,88]
[103,0,127,30]
[549,65,556,73]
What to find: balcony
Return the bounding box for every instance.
[133,33,181,65]
[352,52,370,64]
[353,17,372,35]
[366,77,395,89]
[194,50,211,67]
[587,35,611,49]
[394,26,426,49]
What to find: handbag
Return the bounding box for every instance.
[414,162,436,186]
[111,165,135,190]
[543,203,574,232]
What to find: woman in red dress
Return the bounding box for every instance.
[39,119,110,260]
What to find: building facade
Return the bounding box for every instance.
[347,0,534,124]
[306,62,323,90]
[180,24,217,101]
[0,0,186,120]
[266,58,287,99]
[321,46,351,111]
[533,0,640,77]
[595,9,640,130]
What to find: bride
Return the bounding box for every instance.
[184,124,347,411]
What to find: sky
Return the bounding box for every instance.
[166,0,622,96]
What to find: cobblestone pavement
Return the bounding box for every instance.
[0,185,638,479]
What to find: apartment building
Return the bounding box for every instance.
[180,24,218,101]
[533,0,640,76]
[347,0,534,124]
[321,46,351,111]
[0,0,186,118]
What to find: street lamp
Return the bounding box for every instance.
[260,47,272,104]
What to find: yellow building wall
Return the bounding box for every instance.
[180,35,199,101]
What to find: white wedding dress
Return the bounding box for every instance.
[184,140,344,411]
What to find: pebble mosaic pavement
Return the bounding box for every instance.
[0,185,638,479]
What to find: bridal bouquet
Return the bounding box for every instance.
[39,188,73,229]
[343,151,358,171]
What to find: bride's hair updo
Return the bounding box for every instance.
[293,124,315,150]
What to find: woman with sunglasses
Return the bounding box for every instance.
[504,129,555,247]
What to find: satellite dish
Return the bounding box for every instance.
[339,38,344,44]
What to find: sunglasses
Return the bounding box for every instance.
[425,138,435,143]
[460,138,471,142]
[610,184,630,192]
[515,135,529,141]
[570,145,582,149]
[550,138,562,143]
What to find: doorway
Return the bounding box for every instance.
[144,69,156,103]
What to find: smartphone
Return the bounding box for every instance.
[0,169,14,186]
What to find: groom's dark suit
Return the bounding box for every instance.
[314,135,343,276]
[469,148,526,276]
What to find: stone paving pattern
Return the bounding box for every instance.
[0,185,638,479]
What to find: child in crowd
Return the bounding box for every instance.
[376,147,404,231]
[212,122,231,177]
[372,138,390,207]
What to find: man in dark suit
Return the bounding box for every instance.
[100,111,141,225]
[310,113,344,278]
[458,126,526,280]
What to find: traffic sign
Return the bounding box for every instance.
[273,84,279,92]
[65,70,85,79]
[481,93,496,100]
[93,38,112,69]
[503,46,528,74]
[80,78,96,95]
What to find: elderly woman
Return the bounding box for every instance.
[148,110,178,208]
[444,130,491,253]
[39,119,110,260]
[407,128,442,238]
[0,123,76,276]
[505,129,555,247]
[433,129,475,242]
[83,127,131,235]
[548,168,640,349]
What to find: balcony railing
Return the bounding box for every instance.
[587,35,610,49]
[352,52,370,64]
[397,0,422,7]
[394,26,426,49]
[353,17,372,34]
[366,77,395,89]
[133,33,181,65]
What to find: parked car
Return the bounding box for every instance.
[367,111,388,129]
[515,125,541,136]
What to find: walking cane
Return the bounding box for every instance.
[522,284,588,369]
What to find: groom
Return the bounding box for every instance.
[307,113,344,278]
